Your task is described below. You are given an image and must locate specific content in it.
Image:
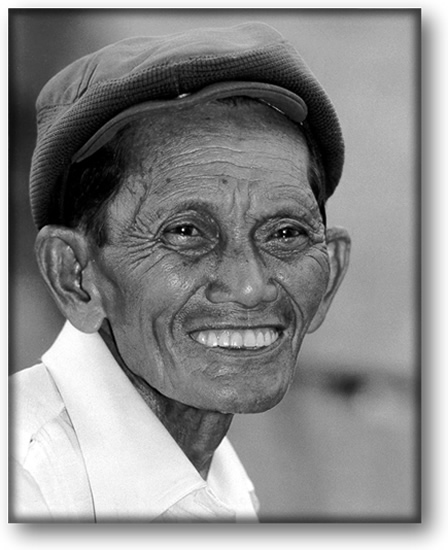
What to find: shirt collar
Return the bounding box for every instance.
[42,321,212,521]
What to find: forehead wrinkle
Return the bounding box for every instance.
[127,167,318,229]
[146,151,309,200]
[120,97,309,175]
[121,96,310,177]
[134,120,307,175]
[111,99,315,230]
[150,144,302,174]
[150,130,308,191]
[150,185,243,221]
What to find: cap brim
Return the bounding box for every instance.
[71,81,308,164]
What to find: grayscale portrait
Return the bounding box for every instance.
[8,9,420,523]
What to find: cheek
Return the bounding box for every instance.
[278,249,330,319]
[100,252,202,320]
[141,260,211,323]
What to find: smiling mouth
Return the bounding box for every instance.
[190,328,280,349]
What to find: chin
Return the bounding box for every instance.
[228,396,286,415]
[196,377,292,415]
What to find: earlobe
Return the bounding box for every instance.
[307,226,351,334]
[35,225,106,333]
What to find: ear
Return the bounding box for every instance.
[35,225,106,333]
[307,226,351,334]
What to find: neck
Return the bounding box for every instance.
[99,325,233,479]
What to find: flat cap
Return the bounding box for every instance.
[29,21,344,229]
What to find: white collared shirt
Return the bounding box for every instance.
[9,322,259,523]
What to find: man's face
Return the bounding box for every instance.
[89,100,330,414]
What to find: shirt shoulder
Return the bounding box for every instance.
[9,363,95,521]
[10,363,66,461]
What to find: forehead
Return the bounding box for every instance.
[109,99,318,222]
[120,97,310,169]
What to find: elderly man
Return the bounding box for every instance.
[10,22,350,522]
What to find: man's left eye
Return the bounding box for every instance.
[168,224,201,237]
[272,227,303,240]
[260,223,310,256]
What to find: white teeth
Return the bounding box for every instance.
[207,332,218,347]
[265,329,275,346]
[193,328,279,349]
[243,330,256,348]
[256,331,265,347]
[230,332,243,348]
[219,330,230,347]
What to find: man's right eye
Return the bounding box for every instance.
[161,222,212,252]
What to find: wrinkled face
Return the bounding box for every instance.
[90,100,330,414]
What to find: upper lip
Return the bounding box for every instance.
[186,319,287,334]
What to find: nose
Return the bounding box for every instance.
[205,247,278,308]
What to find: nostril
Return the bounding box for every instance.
[205,281,228,303]
[264,279,279,302]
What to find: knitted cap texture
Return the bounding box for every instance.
[30,22,344,228]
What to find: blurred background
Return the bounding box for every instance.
[8,9,420,521]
